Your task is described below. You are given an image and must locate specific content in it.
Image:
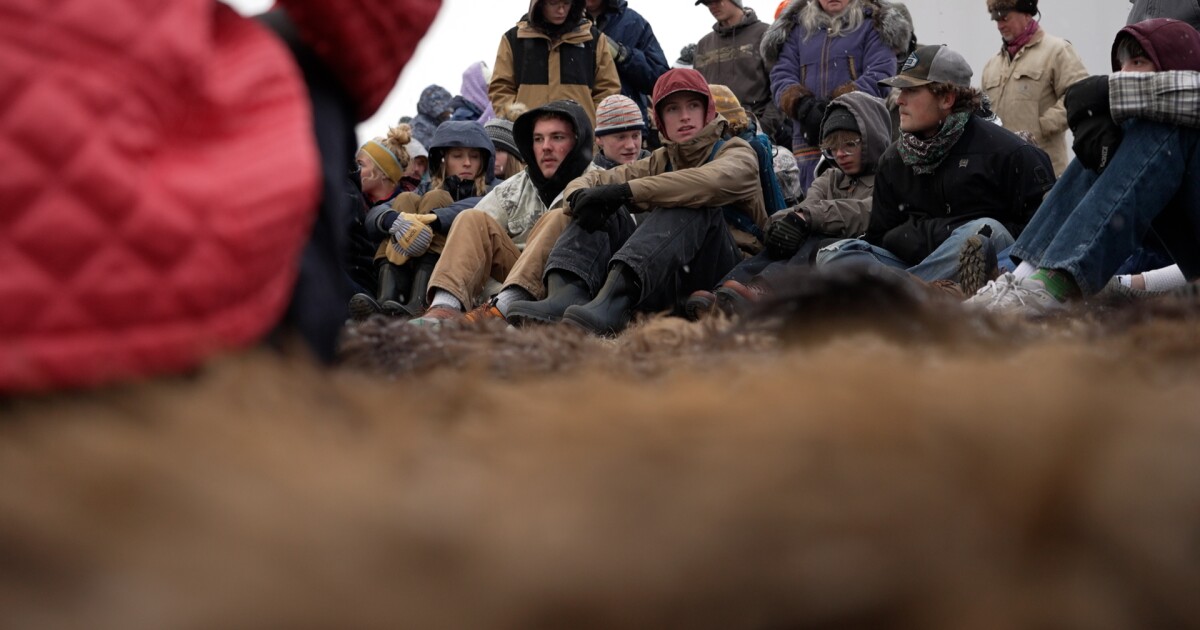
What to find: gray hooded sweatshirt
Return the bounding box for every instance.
[795,91,892,238]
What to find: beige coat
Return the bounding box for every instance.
[564,118,766,254]
[982,30,1089,176]
[489,16,621,125]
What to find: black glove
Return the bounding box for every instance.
[1072,115,1123,173]
[1064,75,1110,130]
[795,97,829,147]
[1065,75,1120,173]
[568,183,632,232]
[764,211,810,259]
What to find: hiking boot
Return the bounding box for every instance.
[713,279,762,316]
[506,271,592,326]
[562,265,636,335]
[464,302,506,324]
[408,305,464,328]
[965,272,1066,315]
[684,290,718,321]
[957,234,998,297]
[348,293,382,321]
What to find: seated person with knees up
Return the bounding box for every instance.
[408,99,600,326]
[814,45,1055,289]
[500,94,649,325]
[687,91,893,318]
[969,18,1200,313]
[350,120,498,320]
[504,68,766,335]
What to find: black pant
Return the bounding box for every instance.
[547,206,741,314]
[720,235,841,286]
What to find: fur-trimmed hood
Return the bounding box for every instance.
[761,0,913,64]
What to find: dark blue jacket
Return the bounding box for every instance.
[592,0,669,124]
[366,121,498,241]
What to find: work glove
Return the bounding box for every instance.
[389,212,437,258]
[568,183,632,233]
[764,210,810,260]
[1065,76,1121,173]
[795,97,830,148]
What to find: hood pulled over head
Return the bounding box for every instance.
[650,68,718,142]
[513,99,595,205]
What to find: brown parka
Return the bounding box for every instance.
[564,69,766,254]
[489,0,621,125]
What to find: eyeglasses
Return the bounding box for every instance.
[820,139,862,160]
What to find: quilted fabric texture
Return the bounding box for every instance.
[0,0,321,391]
[277,0,443,121]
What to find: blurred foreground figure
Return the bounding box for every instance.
[0,0,441,392]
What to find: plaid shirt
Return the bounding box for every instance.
[1110,71,1200,128]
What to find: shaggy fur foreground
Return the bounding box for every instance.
[4,272,1200,628]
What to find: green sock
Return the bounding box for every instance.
[1027,269,1079,302]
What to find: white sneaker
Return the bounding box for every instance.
[965,272,1066,315]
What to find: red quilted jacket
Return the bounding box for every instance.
[0,0,440,392]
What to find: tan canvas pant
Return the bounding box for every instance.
[501,208,570,300]
[428,208,570,308]
[374,189,453,265]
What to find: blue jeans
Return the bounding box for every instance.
[1010,121,1200,295]
[814,218,1015,283]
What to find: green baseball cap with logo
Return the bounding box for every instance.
[879,45,973,89]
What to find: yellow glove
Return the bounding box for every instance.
[389,212,437,259]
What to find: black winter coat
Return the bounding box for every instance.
[868,116,1055,265]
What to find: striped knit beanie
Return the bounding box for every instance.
[709,84,748,132]
[360,139,407,182]
[484,118,520,156]
[594,95,645,136]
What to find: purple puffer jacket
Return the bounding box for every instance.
[765,0,909,190]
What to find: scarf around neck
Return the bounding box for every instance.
[898,112,970,175]
[1005,19,1039,58]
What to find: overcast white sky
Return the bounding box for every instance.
[225,0,1131,143]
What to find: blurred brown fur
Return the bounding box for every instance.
[3,286,1200,629]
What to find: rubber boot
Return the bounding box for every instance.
[376,261,412,316]
[399,254,437,317]
[562,264,636,335]
[505,271,593,326]
[347,292,382,321]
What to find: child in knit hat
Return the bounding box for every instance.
[592,94,647,168]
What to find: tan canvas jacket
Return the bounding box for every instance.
[982,30,1088,176]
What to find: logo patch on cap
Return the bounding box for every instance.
[901,52,919,73]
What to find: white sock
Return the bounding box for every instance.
[1143,264,1188,292]
[493,286,532,317]
[1013,261,1037,281]
[430,290,463,312]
